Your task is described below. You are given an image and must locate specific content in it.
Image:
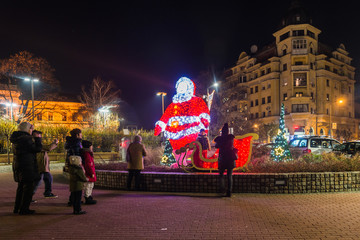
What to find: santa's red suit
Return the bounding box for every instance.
[154,77,210,150]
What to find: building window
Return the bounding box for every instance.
[262,86,265,90]
[262,98,265,104]
[255,113,259,118]
[283,93,288,101]
[310,63,313,69]
[262,112,266,118]
[37,114,42,121]
[311,92,314,99]
[62,114,67,121]
[250,101,253,107]
[283,64,287,71]
[295,92,303,97]
[327,109,329,115]
[268,111,271,116]
[283,49,287,55]
[280,32,289,41]
[268,84,271,89]
[326,79,329,87]
[325,65,330,71]
[48,112,53,121]
[307,30,315,39]
[292,104,309,113]
[255,86,258,93]
[261,70,265,76]
[293,39,307,49]
[293,30,305,36]
[255,99,258,106]
[267,96,271,103]
[326,94,329,101]
[266,68,271,74]
[293,73,307,86]
[250,88,253,94]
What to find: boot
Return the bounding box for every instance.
[85,196,97,205]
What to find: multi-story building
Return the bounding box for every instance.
[221,2,358,141]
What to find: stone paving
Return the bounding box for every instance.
[1,169,360,239]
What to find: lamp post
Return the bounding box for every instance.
[24,78,39,122]
[5,102,17,121]
[98,106,111,128]
[206,82,219,110]
[156,92,167,114]
[329,99,343,138]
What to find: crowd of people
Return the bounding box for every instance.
[10,121,237,215]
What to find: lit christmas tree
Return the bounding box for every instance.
[161,139,176,166]
[271,103,292,161]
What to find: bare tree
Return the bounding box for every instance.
[79,77,121,128]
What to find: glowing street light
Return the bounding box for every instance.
[156,92,167,114]
[206,82,219,110]
[24,77,39,122]
[5,102,18,121]
[329,98,344,138]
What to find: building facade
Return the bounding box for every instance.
[221,2,358,141]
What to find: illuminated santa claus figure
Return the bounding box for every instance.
[154,77,210,150]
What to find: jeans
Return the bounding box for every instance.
[219,168,233,194]
[15,180,34,212]
[71,190,82,213]
[127,170,141,190]
[33,172,53,196]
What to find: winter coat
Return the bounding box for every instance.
[64,136,82,171]
[36,142,58,173]
[10,131,42,182]
[214,134,236,170]
[69,164,87,192]
[127,142,146,170]
[82,149,96,182]
[196,134,210,151]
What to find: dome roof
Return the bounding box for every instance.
[280,0,312,28]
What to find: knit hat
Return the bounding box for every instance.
[18,122,33,133]
[221,123,229,136]
[82,140,92,148]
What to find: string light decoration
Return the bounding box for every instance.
[189,133,258,170]
[161,139,176,166]
[271,103,292,161]
[154,77,210,150]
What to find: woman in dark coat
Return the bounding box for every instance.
[214,123,236,197]
[10,122,42,214]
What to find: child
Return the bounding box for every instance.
[69,155,88,215]
[81,140,97,204]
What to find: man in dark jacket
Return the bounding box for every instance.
[11,122,42,215]
[64,128,82,206]
[214,123,236,197]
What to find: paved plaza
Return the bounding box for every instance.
[1,169,360,240]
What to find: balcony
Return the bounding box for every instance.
[291,65,310,71]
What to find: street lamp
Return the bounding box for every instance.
[24,77,39,122]
[206,82,219,110]
[329,98,344,138]
[156,92,167,114]
[5,102,18,121]
[98,106,111,128]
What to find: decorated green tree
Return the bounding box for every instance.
[271,103,292,161]
[161,139,176,166]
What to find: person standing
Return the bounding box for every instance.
[32,130,59,198]
[196,129,211,157]
[10,122,42,215]
[69,154,88,215]
[214,123,236,197]
[127,135,146,191]
[81,140,97,204]
[65,128,83,206]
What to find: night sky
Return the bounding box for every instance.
[1,0,359,129]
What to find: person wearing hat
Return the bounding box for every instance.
[81,140,97,204]
[10,122,42,214]
[214,123,236,197]
[196,129,211,157]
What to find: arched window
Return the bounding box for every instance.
[320,128,324,135]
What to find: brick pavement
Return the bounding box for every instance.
[1,170,360,240]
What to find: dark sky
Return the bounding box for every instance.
[1,0,359,129]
